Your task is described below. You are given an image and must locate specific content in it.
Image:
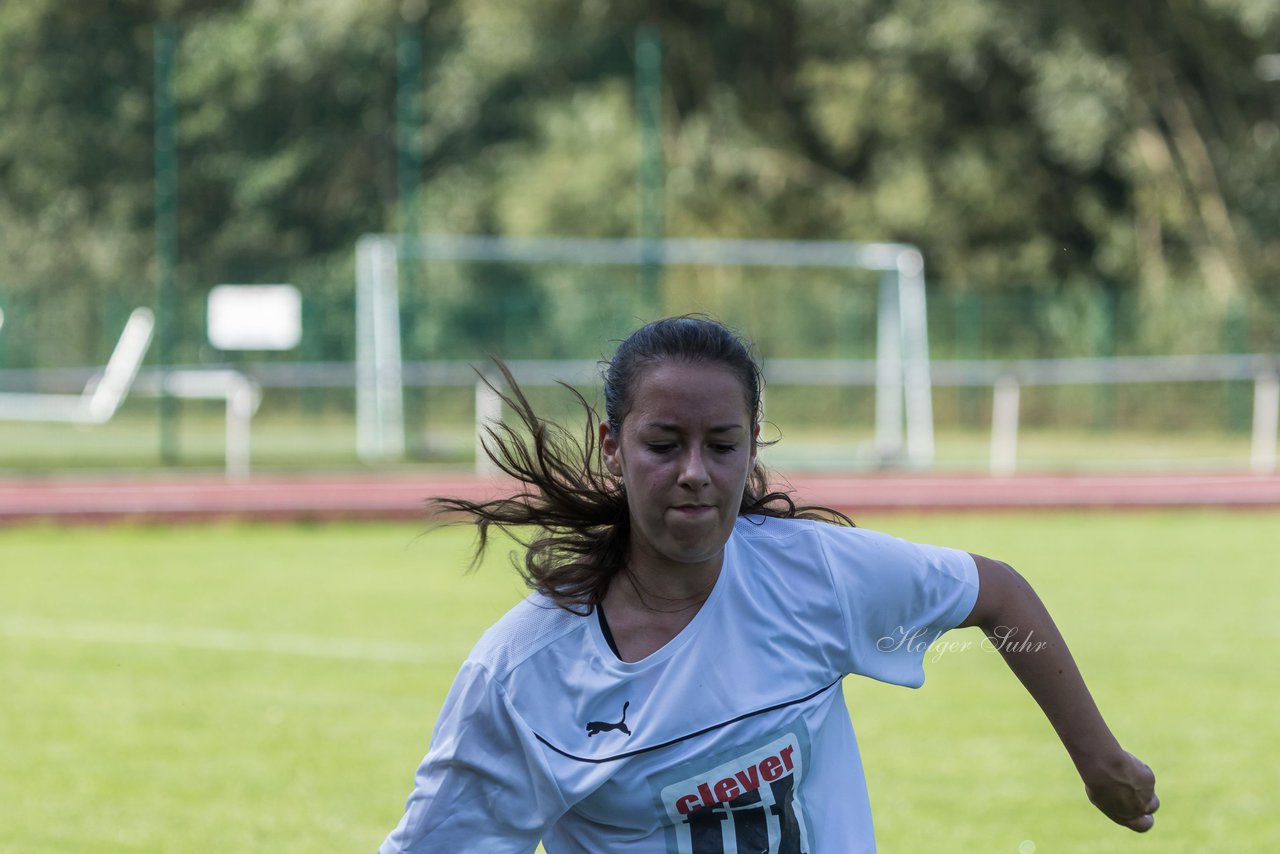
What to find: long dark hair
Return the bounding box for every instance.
[432,316,853,615]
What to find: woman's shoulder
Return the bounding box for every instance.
[733,513,865,545]
[735,514,921,546]
[466,593,591,682]
[727,515,855,590]
[731,516,926,579]
[734,513,813,537]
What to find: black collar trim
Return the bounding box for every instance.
[597,604,621,659]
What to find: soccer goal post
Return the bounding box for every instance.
[354,234,935,468]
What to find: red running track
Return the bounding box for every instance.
[2,470,1279,524]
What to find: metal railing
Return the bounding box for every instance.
[922,354,1280,475]
[2,354,1277,475]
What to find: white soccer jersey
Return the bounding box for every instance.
[381,515,979,854]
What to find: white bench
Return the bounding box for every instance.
[0,307,261,478]
[0,307,155,423]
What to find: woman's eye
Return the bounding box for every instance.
[712,444,737,454]
[646,443,675,454]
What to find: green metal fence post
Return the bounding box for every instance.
[397,24,425,452]
[956,292,983,426]
[636,25,664,311]
[397,25,424,238]
[1093,287,1118,430]
[1224,298,1250,431]
[154,21,180,464]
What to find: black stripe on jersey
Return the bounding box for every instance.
[534,676,843,764]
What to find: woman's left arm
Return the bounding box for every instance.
[957,554,1160,832]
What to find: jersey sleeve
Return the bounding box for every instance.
[379,659,567,853]
[816,525,979,688]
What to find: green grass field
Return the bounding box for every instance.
[1,511,1276,852]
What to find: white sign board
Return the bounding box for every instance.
[208,285,302,350]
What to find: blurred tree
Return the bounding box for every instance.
[0,0,1276,365]
[411,0,1279,304]
[0,3,159,360]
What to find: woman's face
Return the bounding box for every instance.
[600,360,759,577]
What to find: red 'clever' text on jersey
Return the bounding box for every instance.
[656,733,811,854]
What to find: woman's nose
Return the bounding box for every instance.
[678,447,710,486]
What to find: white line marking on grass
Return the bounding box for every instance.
[0,615,459,664]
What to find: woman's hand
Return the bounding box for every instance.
[1082,749,1159,831]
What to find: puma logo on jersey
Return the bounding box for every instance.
[585,701,631,737]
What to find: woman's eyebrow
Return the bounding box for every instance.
[641,422,744,433]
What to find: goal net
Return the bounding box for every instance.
[355,234,934,470]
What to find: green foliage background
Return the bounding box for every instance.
[1,0,1279,369]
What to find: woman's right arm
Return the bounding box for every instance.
[380,661,566,853]
[957,555,1159,832]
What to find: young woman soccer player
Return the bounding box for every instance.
[380,316,1158,853]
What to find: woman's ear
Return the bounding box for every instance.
[750,422,761,462]
[599,421,623,476]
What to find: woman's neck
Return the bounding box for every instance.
[617,547,723,613]
[597,550,723,662]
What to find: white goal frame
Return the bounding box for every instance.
[355,234,935,468]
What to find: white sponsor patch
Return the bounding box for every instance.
[653,731,812,854]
